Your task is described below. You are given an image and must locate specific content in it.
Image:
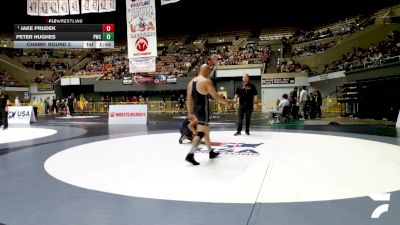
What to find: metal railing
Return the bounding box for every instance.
[20,100,262,115]
[310,54,400,76]
[347,55,400,71]
[322,97,341,117]
[20,99,340,117]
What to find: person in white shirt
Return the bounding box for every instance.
[14,96,20,106]
[298,86,308,120]
[266,94,290,119]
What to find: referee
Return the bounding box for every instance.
[233,73,258,135]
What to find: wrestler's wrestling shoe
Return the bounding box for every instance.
[209,149,220,159]
[185,153,200,165]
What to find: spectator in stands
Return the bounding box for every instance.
[314,90,322,118]
[51,96,56,114]
[55,97,60,114]
[160,97,166,112]
[178,94,185,113]
[291,87,298,102]
[308,92,316,119]
[0,88,10,130]
[225,96,231,114]
[44,97,50,115]
[234,73,258,136]
[67,95,75,116]
[289,88,299,119]
[35,76,42,83]
[218,94,228,114]
[298,86,309,120]
[78,94,87,116]
[318,30,400,75]
[58,99,67,116]
[171,94,178,113]
[14,96,20,107]
[0,88,11,130]
[266,94,290,120]
[32,97,39,117]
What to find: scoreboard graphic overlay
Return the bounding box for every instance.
[14,24,115,49]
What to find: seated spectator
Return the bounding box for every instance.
[0,70,19,86]
[315,30,400,75]
[266,94,290,119]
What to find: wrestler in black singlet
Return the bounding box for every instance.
[191,80,209,125]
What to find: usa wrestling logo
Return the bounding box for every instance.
[8,111,16,119]
[195,142,263,156]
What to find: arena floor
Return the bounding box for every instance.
[0,113,399,225]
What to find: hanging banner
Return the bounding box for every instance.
[69,0,80,15]
[29,0,113,15]
[99,0,108,12]
[48,0,59,16]
[126,0,157,60]
[129,57,156,73]
[160,0,180,5]
[90,0,99,13]
[98,0,116,12]
[107,0,116,12]
[27,0,39,16]
[58,0,69,15]
[39,0,50,16]
[81,0,90,13]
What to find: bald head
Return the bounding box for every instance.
[199,64,212,78]
[242,73,250,85]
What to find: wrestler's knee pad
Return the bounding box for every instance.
[196,132,205,138]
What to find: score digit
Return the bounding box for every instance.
[102,24,114,32]
[102,32,114,41]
